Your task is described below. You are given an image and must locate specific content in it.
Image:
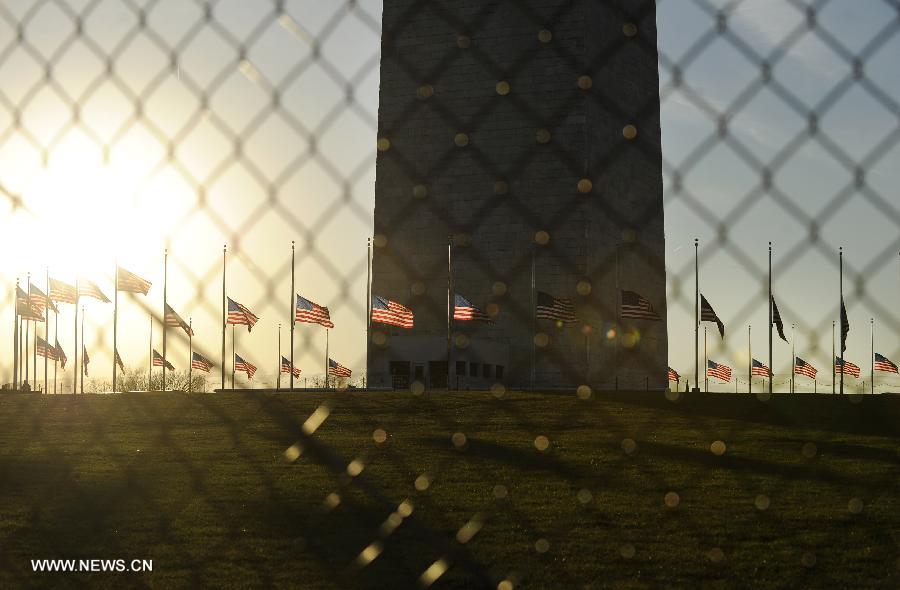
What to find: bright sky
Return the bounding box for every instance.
[1,0,898,391]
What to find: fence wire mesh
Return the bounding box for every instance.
[0,0,898,587]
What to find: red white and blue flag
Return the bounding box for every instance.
[700,295,725,339]
[834,357,860,377]
[707,360,732,382]
[794,357,817,379]
[536,291,577,322]
[152,349,175,371]
[371,295,414,328]
[667,367,680,382]
[49,278,78,304]
[751,359,772,377]
[621,290,660,321]
[874,353,898,374]
[83,347,90,376]
[164,304,194,336]
[55,339,67,369]
[36,336,56,360]
[234,354,257,379]
[114,349,125,372]
[16,286,42,320]
[30,283,57,314]
[227,297,259,332]
[328,358,351,378]
[295,294,334,328]
[117,267,151,295]
[78,279,110,303]
[281,356,301,377]
[454,293,492,322]
[191,352,214,373]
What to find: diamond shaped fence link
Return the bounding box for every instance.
[0,0,898,587]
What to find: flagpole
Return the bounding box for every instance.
[694,238,699,392]
[80,305,84,394]
[74,278,79,394]
[325,328,329,389]
[768,242,773,395]
[870,318,874,395]
[44,267,48,393]
[53,308,57,394]
[231,324,235,390]
[26,272,31,389]
[13,278,18,390]
[839,247,844,395]
[791,323,795,394]
[831,320,835,394]
[365,237,372,389]
[277,323,281,392]
[162,248,168,392]
[290,240,295,391]
[222,244,226,391]
[113,264,118,393]
[447,236,452,391]
[704,325,708,393]
[531,244,536,392]
[747,324,751,394]
[188,317,193,393]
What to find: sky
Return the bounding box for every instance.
[0,0,898,392]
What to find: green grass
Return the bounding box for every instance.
[0,390,897,589]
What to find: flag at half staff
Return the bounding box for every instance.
[328,358,352,378]
[453,293,492,322]
[152,349,175,371]
[536,291,577,323]
[30,283,57,314]
[55,339,67,369]
[227,297,259,332]
[667,367,680,382]
[78,279,110,303]
[49,278,77,304]
[751,359,772,377]
[117,267,152,295]
[281,356,301,377]
[700,295,725,339]
[295,294,334,328]
[36,336,56,360]
[840,298,849,353]
[114,349,125,373]
[191,352,214,373]
[371,295,414,328]
[771,296,788,342]
[874,353,898,374]
[16,286,42,320]
[621,290,660,321]
[83,347,90,376]
[834,357,860,378]
[794,357,817,379]
[707,360,732,382]
[234,354,257,379]
[164,304,194,336]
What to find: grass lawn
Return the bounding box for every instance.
[0,389,897,589]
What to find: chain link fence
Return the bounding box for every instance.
[0,0,898,587]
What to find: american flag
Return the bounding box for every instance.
[78,279,110,303]
[49,278,77,304]
[794,357,817,379]
[751,359,772,377]
[620,290,660,321]
[281,356,301,377]
[536,291,577,322]
[152,349,175,370]
[16,286,42,320]
[117,267,151,295]
[328,358,352,378]
[83,347,90,376]
[707,360,732,382]
[29,283,58,314]
[36,336,56,360]
[667,367,680,382]
[371,295,414,328]
[700,295,725,339]
[55,339,67,369]
[234,354,257,379]
[771,296,788,342]
[295,294,334,328]
[834,357,860,378]
[874,353,898,374]
[191,352,214,373]
[164,304,194,336]
[227,297,259,332]
[453,293,492,322]
[114,349,125,372]
[840,298,849,353]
